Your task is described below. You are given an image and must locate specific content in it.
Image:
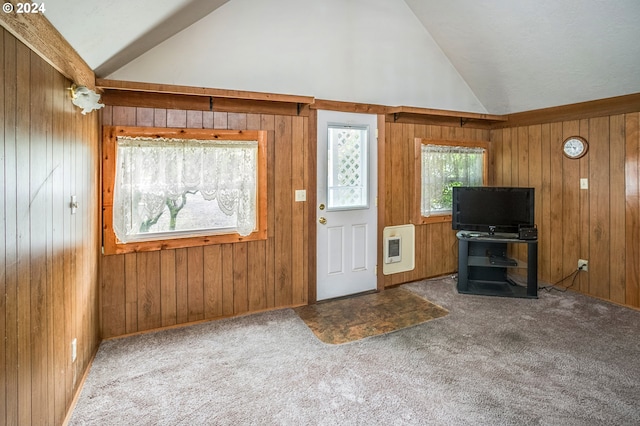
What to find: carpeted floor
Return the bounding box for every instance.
[294,287,448,344]
[69,276,640,425]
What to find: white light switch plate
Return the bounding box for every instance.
[580,178,588,189]
[295,190,306,202]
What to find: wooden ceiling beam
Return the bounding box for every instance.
[97,79,315,105]
[0,0,95,89]
[496,92,640,128]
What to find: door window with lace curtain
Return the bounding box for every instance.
[103,127,267,254]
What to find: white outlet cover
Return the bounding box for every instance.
[295,190,306,202]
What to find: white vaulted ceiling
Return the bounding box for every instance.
[44,0,640,114]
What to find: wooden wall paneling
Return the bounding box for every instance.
[2,28,18,426]
[389,123,404,226]
[228,112,247,130]
[401,123,416,284]
[175,248,189,323]
[403,123,415,224]
[221,244,234,316]
[2,29,101,424]
[512,126,528,262]
[233,243,249,314]
[527,125,542,275]
[76,96,85,367]
[518,126,529,186]
[376,115,387,290]
[588,117,610,298]
[515,127,529,264]
[291,116,307,306]
[539,124,552,283]
[16,40,32,425]
[214,111,228,129]
[101,105,113,125]
[0,29,6,423]
[101,255,126,338]
[202,245,223,318]
[187,246,205,321]
[491,129,502,186]
[577,119,590,293]
[136,107,154,127]
[246,113,268,310]
[430,222,445,280]
[609,114,627,304]
[203,110,214,129]
[626,113,640,307]
[247,240,267,311]
[166,109,187,128]
[112,106,136,126]
[502,128,513,186]
[528,125,543,228]
[382,122,393,288]
[62,69,75,404]
[418,131,441,277]
[262,114,276,308]
[549,122,564,282]
[124,253,138,333]
[561,121,581,282]
[306,110,318,301]
[1,28,9,421]
[154,108,167,127]
[410,125,426,280]
[274,115,293,306]
[510,128,519,186]
[137,251,162,331]
[187,110,203,128]
[159,249,178,326]
[50,71,65,423]
[33,45,54,426]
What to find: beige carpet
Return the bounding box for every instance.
[294,287,449,344]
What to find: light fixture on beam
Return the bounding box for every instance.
[69,84,105,114]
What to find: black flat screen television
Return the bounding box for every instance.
[452,186,534,234]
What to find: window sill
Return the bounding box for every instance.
[103,223,267,255]
[417,214,452,225]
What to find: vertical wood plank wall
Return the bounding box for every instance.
[491,113,640,308]
[1,29,101,425]
[382,120,491,287]
[100,106,309,338]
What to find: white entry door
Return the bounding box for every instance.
[316,110,377,301]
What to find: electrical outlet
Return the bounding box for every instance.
[578,259,588,271]
[71,338,77,362]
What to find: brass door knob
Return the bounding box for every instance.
[318,217,327,225]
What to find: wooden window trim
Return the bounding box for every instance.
[413,138,490,225]
[102,126,268,255]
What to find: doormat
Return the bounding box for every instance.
[294,288,448,344]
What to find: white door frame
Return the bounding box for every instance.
[315,110,378,301]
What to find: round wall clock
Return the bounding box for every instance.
[562,136,588,159]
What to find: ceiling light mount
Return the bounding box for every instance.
[69,84,105,115]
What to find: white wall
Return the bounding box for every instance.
[108,0,487,113]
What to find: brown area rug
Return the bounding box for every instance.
[294,287,448,344]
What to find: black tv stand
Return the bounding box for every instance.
[456,231,538,299]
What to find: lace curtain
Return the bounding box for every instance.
[113,137,258,242]
[421,144,484,216]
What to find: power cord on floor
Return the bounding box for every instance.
[538,265,586,293]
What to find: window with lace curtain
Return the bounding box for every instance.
[102,126,267,255]
[414,139,488,223]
